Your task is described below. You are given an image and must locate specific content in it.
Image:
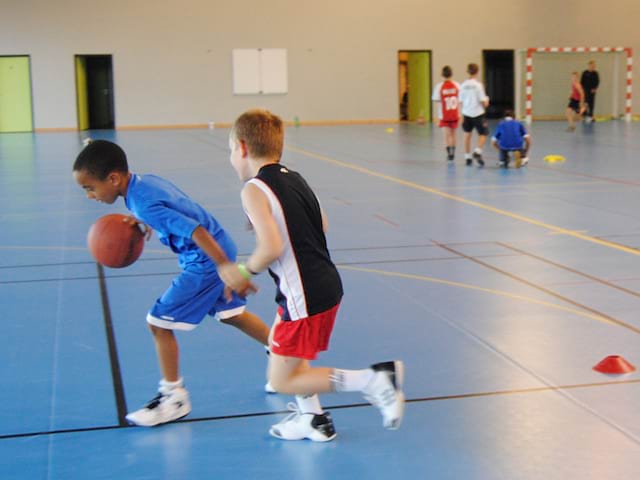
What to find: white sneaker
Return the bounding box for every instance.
[264,381,277,394]
[362,361,405,430]
[521,156,529,166]
[125,387,191,427]
[269,403,337,442]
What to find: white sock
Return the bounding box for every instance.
[159,377,184,393]
[295,394,323,415]
[464,153,472,159]
[330,368,375,392]
[474,147,483,155]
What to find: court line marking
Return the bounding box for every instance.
[3,379,639,440]
[339,264,628,330]
[286,145,640,256]
[497,241,640,298]
[96,263,128,426]
[432,242,640,334]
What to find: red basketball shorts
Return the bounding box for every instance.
[271,303,340,360]
[439,119,459,129]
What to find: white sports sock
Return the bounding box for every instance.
[474,147,483,154]
[159,377,184,393]
[330,368,375,392]
[295,394,323,415]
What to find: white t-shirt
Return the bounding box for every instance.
[459,78,489,117]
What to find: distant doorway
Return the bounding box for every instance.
[75,55,115,130]
[0,55,33,133]
[483,50,514,119]
[398,50,432,122]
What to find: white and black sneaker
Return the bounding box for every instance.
[269,403,337,442]
[472,151,485,167]
[363,361,405,430]
[125,387,191,427]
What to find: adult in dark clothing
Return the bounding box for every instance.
[580,61,600,122]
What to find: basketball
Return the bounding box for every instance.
[87,213,145,268]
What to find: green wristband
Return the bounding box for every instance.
[237,263,253,280]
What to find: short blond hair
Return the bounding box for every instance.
[232,109,284,160]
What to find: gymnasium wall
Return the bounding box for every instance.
[0,0,638,129]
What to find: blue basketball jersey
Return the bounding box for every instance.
[124,173,236,271]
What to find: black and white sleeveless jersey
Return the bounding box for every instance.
[248,163,343,321]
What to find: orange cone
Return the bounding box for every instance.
[593,355,636,374]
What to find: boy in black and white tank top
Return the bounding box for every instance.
[218,109,405,442]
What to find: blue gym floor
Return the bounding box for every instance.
[2,120,640,479]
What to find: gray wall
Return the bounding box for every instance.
[1,0,639,129]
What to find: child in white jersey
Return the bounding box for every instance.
[459,63,490,166]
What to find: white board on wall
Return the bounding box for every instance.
[232,48,287,95]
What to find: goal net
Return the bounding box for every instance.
[518,47,632,123]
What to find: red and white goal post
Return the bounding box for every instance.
[524,47,633,124]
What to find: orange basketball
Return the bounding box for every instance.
[87,214,145,268]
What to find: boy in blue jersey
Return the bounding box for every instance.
[219,110,405,442]
[73,140,270,427]
[491,110,531,168]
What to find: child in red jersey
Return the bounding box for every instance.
[432,65,461,161]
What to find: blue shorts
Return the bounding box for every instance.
[147,268,246,331]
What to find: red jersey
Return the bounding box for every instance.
[570,82,581,101]
[438,80,460,122]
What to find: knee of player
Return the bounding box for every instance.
[149,323,173,338]
[218,316,236,326]
[267,373,294,394]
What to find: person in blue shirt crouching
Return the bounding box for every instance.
[491,110,531,168]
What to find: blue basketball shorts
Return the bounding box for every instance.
[146,268,246,331]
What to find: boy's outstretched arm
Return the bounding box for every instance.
[218,183,283,293]
[193,226,257,296]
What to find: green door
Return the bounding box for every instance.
[75,56,90,130]
[407,51,431,122]
[0,56,33,133]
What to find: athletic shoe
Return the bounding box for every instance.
[498,161,508,169]
[125,387,191,427]
[362,361,405,430]
[465,158,472,166]
[521,156,529,167]
[265,381,277,394]
[447,154,455,161]
[269,403,337,442]
[472,152,485,167]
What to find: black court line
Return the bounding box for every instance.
[497,241,640,298]
[0,241,491,270]
[96,263,129,427]
[433,240,640,335]
[1,253,522,285]
[2,378,639,440]
[0,256,174,269]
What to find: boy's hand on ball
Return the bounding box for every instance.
[123,215,153,240]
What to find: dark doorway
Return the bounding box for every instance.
[75,55,115,130]
[483,50,514,119]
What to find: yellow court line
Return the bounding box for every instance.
[340,264,619,328]
[287,145,640,256]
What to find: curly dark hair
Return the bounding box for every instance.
[73,140,129,180]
